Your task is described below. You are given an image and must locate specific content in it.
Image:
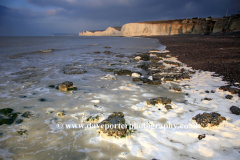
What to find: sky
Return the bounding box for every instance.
[0,0,240,36]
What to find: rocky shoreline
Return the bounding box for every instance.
[146,31,240,86]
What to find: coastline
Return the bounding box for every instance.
[145,31,240,86]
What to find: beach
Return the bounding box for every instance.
[147,31,240,86]
[0,36,240,159]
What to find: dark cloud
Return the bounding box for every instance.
[1,0,240,36]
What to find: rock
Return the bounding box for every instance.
[98,112,127,137]
[131,73,141,78]
[17,129,27,135]
[19,95,27,98]
[201,98,213,101]
[0,108,19,125]
[146,97,172,105]
[165,105,172,110]
[219,86,240,94]
[93,51,100,53]
[114,69,132,76]
[225,95,233,99]
[150,57,163,63]
[163,61,181,66]
[56,112,65,117]
[86,115,100,122]
[101,68,115,72]
[48,85,55,88]
[211,90,216,93]
[205,90,210,93]
[104,46,111,48]
[132,77,142,81]
[230,106,240,115]
[38,98,48,102]
[170,87,182,92]
[104,51,111,54]
[58,81,73,91]
[102,74,116,80]
[22,111,34,118]
[192,112,226,128]
[149,62,165,69]
[198,134,206,140]
[62,66,87,75]
[15,119,24,124]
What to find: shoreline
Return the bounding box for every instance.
[145,32,240,86]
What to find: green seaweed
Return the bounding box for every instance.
[0,108,13,116]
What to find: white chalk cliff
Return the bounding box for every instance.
[79,17,240,37]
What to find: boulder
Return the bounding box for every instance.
[146,97,172,105]
[230,106,240,115]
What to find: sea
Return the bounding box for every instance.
[0,36,185,159]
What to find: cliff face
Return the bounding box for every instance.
[79,27,121,36]
[79,17,240,37]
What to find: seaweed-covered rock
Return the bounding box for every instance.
[98,112,127,137]
[38,98,48,102]
[146,97,172,105]
[132,77,142,82]
[0,108,19,125]
[230,106,240,115]
[86,115,100,122]
[142,79,162,85]
[22,111,34,118]
[201,98,213,101]
[56,112,65,117]
[149,62,165,69]
[192,112,226,128]
[17,129,27,135]
[163,61,181,66]
[15,119,24,124]
[93,51,100,53]
[137,63,149,71]
[58,81,73,91]
[114,69,132,76]
[150,57,163,63]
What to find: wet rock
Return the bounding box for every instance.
[58,81,73,91]
[230,106,240,115]
[137,63,149,71]
[149,62,165,69]
[201,98,213,101]
[17,129,27,135]
[205,90,210,93]
[163,76,174,82]
[198,134,206,140]
[19,95,27,98]
[62,66,87,75]
[0,108,19,125]
[147,97,172,105]
[132,77,142,81]
[225,95,233,99]
[163,61,181,66]
[56,112,65,117]
[101,68,115,72]
[15,119,24,124]
[115,54,124,58]
[137,53,150,61]
[150,57,163,63]
[86,115,100,122]
[114,69,132,76]
[93,51,100,53]
[211,90,216,93]
[170,87,182,92]
[165,105,172,110]
[48,85,55,88]
[22,111,34,118]
[98,112,127,137]
[102,74,116,80]
[104,46,111,48]
[219,86,240,94]
[104,51,111,54]
[154,53,169,58]
[38,98,48,102]
[192,112,226,128]
[0,133,3,136]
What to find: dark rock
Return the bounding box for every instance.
[101,68,115,72]
[219,86,240,94]
[48,85,55,88]
[149,62,165,69]
[98,112,127,137]
[205,90,210,93]
[198,134,206,140]
[15,119,24,124]
[22,111,34,118]
[165,105,172,110]
[225,95,233,99]
[0,108,13,116]
[19,95,27,98]
[104,51,111,54]
[17,129,27,135]
[230,106,240,115]
[211,90,216,93]
[114,69,132,75]
[150,57,163,63]
[39,98,47,102]
[115,54,124,58]
[192,112,226,128]
[137,63,149,71]
[147,97,171,105]
[163,76,174,82]
[104,46,111,48]
[142,78,161,85]
[0,133,3,136]
[201,98,213,101]
[93,51,100,53]
[132,78,142,81]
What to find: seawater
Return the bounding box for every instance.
[0,36,185,159]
